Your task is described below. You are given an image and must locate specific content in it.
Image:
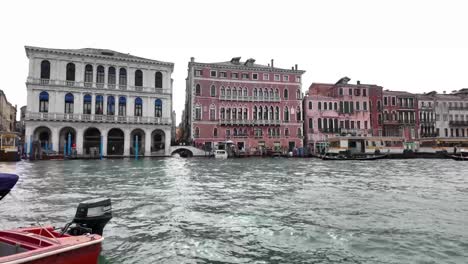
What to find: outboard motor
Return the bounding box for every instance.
[65,198,112,236]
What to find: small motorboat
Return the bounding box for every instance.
[0,173,112,264]
[447,154,468,161]
[214,149,228,159]
[321,154,388,160]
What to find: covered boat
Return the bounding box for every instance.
[0,174,112,264]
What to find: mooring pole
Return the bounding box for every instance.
[135,135,139,160]
[99,135,103,160]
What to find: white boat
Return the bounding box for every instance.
[214,150,228,159]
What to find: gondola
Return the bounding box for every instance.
[321,154,388,160]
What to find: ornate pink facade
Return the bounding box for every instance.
[303,77,383,152]
[182,57,305,154]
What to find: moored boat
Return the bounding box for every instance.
[0,173,112,264]
[321,153,388,160]
[214,149,228,159]
[0,133,20,162]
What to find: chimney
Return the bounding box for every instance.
[357,80,361,85]
[190,57,195,62]
[443,91,446,94]
[292,67,294,70]
[271,59,274,68]
[295,64,298,71]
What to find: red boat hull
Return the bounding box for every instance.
[0,226,102,264]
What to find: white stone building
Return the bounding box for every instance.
[24,46,174,157]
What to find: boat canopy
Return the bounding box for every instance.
[0,173,18,201]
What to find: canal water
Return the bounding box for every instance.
[1,158,467,263]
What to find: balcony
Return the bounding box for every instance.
[218,119,282,126]
[25,112,171,125]
[449,121,468,127]
[448,106,468,111]
[27,78,171,94]
[218,95,281,102]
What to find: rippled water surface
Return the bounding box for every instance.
[1,158,467,263]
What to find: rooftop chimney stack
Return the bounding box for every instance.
[190,57,195,62]
[357,80,361,85]
[295,64,298,71]
[271,59,274,68]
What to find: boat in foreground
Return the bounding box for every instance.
[321,153,388,160]
[214,149,228,159]
[0,173,112,264]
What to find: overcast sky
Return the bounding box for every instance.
[2,0,468,122]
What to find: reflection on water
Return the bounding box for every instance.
[1,158,468,263]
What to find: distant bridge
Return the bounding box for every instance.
[169,146,209,157]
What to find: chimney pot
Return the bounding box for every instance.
[271,59,274,68]
[295,64,298,71]
[190,57,195,62]
[357,80,361,85]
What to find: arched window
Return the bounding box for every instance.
[213,128,218,137]
[95,95,103,115]
[209,105,216,120]
[259,89,263,98]
[119,68,127,87]
[135,70,143,87]
[64,93,74,113]
[243,88,248,97]
[284,107,289,121]
[226,108,231,120]
[195,84,201,96]
[84,65,93,86]
[234,128,238,136]
[324,102,328,110]
[96,65,105,86]
[328,102,332,110]
[318,118,322,130]
[210,85,216,97]
[308,118,313,129]
[334,102,338,110]
[194,127,200,138]
[66,63,75,82]
[243,107,248,120]
[232,87,237,98]
[83,94,92,114]
[275,106,280,120]
[285,128,290,136]
[155,72,163,88]
[258,107,263,120]
[238,108,242,120]
[318,102,322,110]
[119,96,127,116]
[253,106,257,120]
[155,99,162,118]
[284,89,289,99]
[269,106,273,120]
[263,106,268,120]
[39,91,49,113]
[254,88,258,97]
[275,89,279,98]
[107,96,115,115]
[220,107,225,120]
[135,97,143,117]
[226,87,231,97]
[296,89,301,99]
[108,67,116,87]
[269,89,273,99]
[308,101,312,110]
[40,60,50,80]
[296,106,301,121]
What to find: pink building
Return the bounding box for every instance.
[382,90,419,141]
[303,77,383,153]
[182,57,305,154]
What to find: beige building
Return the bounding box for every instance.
[0,90,17,132]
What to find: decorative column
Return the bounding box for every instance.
[164,128,171,156]
[101,129,108,156]
[103,95,107,115]
[51,127,59,152]
[76,127,84,155]
[123,128,130,156]
[145,128,152,156]
[91,94,96,115]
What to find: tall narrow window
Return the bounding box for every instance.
[209,105,215,120]
[95,95,103,115]
[83,94,92,114]
[134,97,143,117]
[296,89,301,99]
[155,72,163,88]
[108,67,116,88]
[308,101,312,110]
[284,89,289,99]
[135,70,143,87]
[195,84,201,96]
[155,99,162,118]
[107,96,115,115]
[40,60,50,80]
[119,97,127,116]
[119,68,127,88]
[39,91,49,113]
[213,128,218,137]
[96,66,105,88]
[84,65,93,87]
[66,63,75,83]
[195,105,201,120]
[284,107,289,121]
[210,85,216,97]
[309,118,313,129]
[64,93,74,113]
[296,106,301,121]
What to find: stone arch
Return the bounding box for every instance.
[130,129,145,155]
[33,126,52,150]
[83,127,101,156]
[107,128,125,155]
[59,127,76,155]
[171,147,193,157]
[151,129,165,153]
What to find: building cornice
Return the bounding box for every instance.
[25,46,174,70]
[189,62,305,75]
